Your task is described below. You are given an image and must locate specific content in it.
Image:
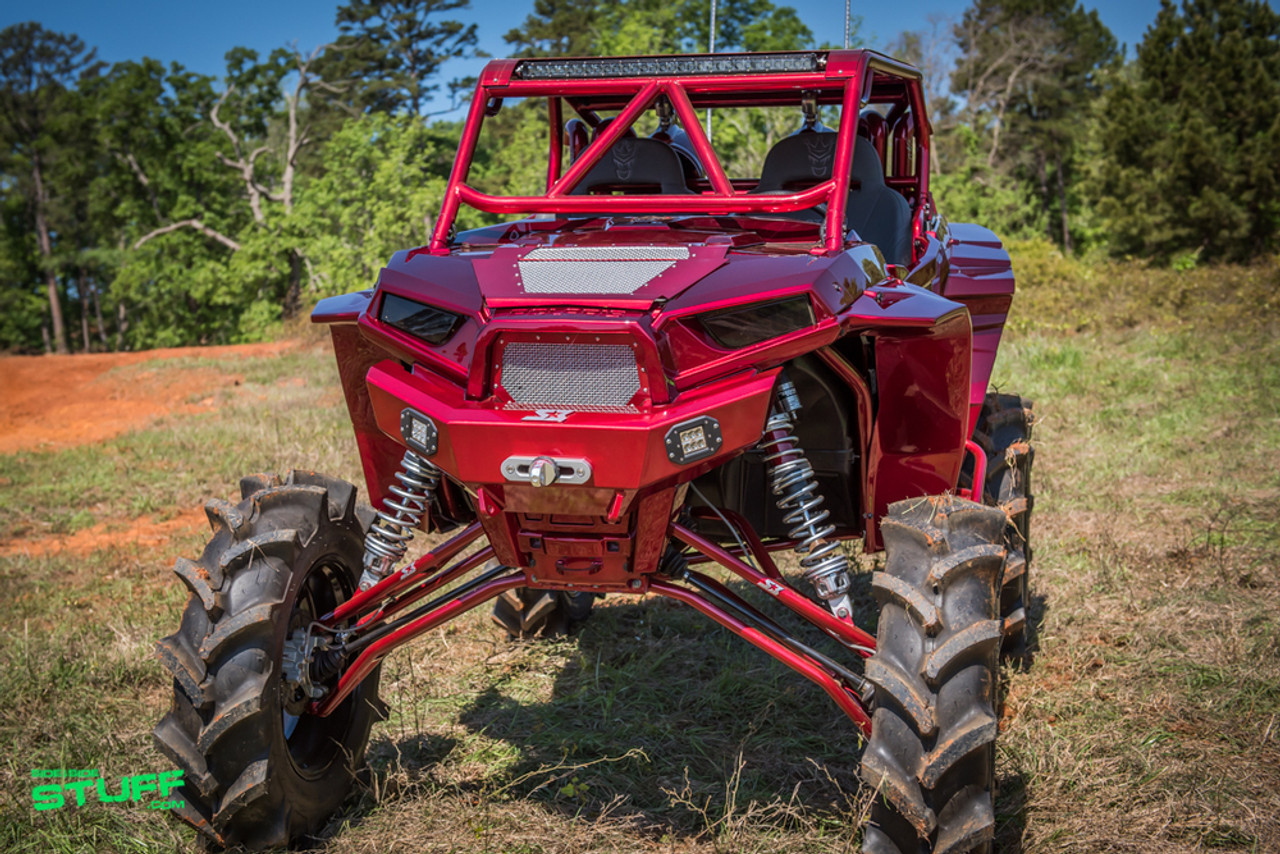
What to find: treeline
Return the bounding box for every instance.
[1,0,1277,353]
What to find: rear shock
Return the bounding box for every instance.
[758,378,855,620]
[359,450,441,591]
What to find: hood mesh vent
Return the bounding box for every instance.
[517,246,689,295]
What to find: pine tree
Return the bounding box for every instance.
[1091,0,1280,262]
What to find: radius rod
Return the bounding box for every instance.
[676,566,873,703]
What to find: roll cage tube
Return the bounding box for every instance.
[426,50,928,257]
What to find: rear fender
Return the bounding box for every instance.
[940,222,1015,434]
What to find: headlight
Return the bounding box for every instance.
[379,293,463,345]
[696,296,814,349]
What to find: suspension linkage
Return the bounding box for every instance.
[675,565,873,702]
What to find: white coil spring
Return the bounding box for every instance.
[364,451,441,568]
[759,408,850,601]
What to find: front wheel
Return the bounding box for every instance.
[861,496,1007,854]
[153,471,384,850]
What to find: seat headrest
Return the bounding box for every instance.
[755,131,838,193]
[755,132,887,194]
[850,136,887,189]
[570,137,691,195]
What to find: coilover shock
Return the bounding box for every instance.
[359,450,442,591]
[758,378,856,621]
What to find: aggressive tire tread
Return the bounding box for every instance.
[870,573,941,633]
[156,634,211,708]
[218,529,302,576]
[491,586,597,639]
[204,499,245,539]
[153,713,218,799]
[923,621,1004,684]
[933,787,996,854]
[212,760,269,831]
[173,558,223,618]
[154,470,383,850]
[964,392,1035,655]
[197,603,280,660]
[863,495,1005,854]
[195,688,265,753]
[865,658,937,736]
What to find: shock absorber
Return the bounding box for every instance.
[758,378,856,621]
[359,450,442,591]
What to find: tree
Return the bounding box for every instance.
[950,0,1119,251]
[1090,0,1280,262]
[326,0,479,115]
[293,114,449,297]
[504,0,605,57]
[0,23,100,353]
[505,0,814,58]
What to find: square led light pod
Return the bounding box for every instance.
[400,408,438,457]
[664,416,723,465]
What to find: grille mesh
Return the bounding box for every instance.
[517,246,690,294]
[501,343,640,411]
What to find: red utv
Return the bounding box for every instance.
[155,49,1035,854]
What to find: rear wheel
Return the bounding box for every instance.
[861,496,1006,854]
[491,585,596,639]
[153,471,384,850]
[968,393,1035,654]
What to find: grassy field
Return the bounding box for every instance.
[1,255,1278,853]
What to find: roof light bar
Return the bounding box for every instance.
[514,53,825,80]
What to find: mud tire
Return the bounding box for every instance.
[969,393,1035,653]
[861,495,1006,854]
[153,471,384,850]
[491,587,596,639]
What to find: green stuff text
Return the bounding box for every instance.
[30,769,184,811]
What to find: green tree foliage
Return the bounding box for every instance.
[931,125,1046,239]
[1090,0,1280,262]
[4,2,1278,353]
[505,0,606,57]
[0,22,100,353]
[295,114,450,296]
[949,0,1119,251]
[325,0,480,115]
[505,0,813,57]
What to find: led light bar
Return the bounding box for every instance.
[514,53,825,81]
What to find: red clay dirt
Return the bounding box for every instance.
[0,508,210,558]
[0,341,292,455]
[0,341,294,557]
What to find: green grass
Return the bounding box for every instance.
[2,260,1279,852]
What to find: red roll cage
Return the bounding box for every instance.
[427,50,931,256]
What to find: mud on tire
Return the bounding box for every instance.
[970,393,1035,653]
[153,471,384,850]
[861,495,1007,854]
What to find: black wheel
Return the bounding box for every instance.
[153,471,385,850]
[861,495,1006,854]
[491,585,596,639]
[967,393,1035,654]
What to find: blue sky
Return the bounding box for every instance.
[3,0,1166,113]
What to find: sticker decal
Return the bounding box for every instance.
[521,409,574,422]
[758,578,786,596]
